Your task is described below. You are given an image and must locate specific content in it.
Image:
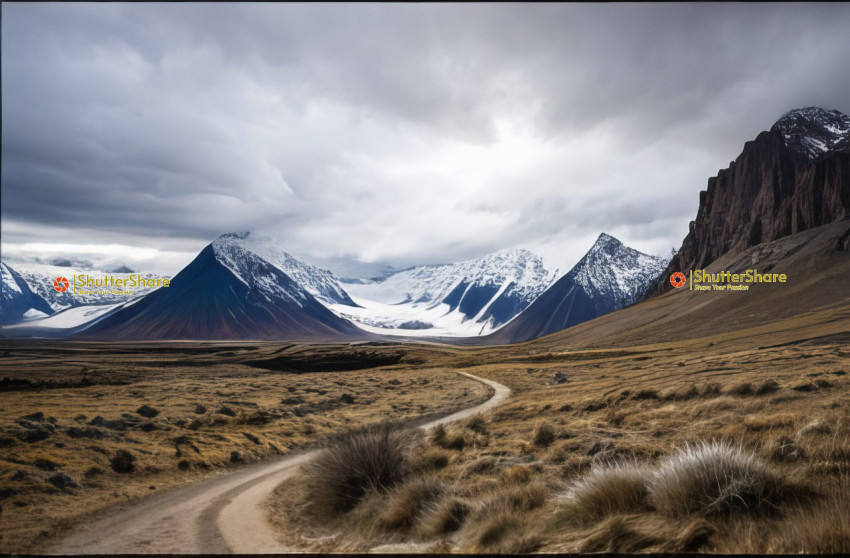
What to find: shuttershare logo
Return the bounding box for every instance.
[53,277,70,292]
[673,269,788,292]
[50,274,171,296]
[669,272,686,288]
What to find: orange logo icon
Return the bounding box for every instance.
[670,272,686,288]
[53,277,70,292]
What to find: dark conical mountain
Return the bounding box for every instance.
[0,260,55,325]
[489,234,667,343]
[79,235,367,341]
[652,107,850,295]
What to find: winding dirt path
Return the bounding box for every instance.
[46,372,510,554]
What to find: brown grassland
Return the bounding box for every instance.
[268,305,850,553]
[0,342,491,553]
[1,220,849,554]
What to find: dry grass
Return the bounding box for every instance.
[648,441,782,518]
[3,294,850,554]
[302,422,414,515]
[558,461,651,523]
[0,342,491,553]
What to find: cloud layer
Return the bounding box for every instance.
[3,3,849,274]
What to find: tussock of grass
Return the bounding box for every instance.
[465,511,542,553]
[411,447,451,472]
[418,497,471,536]
[648,441,781,518]
[377,476,445,531]
[463,415,487,434]
[559,461,651,523]
[302,422,413,515]
[533,423,556,447]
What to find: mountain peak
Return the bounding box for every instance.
[770,106,850,158]
[592,232,623,249]
[211,232,358,307]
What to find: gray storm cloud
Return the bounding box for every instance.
[2,3,849,274]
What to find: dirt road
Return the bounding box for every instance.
[46,372,510,554]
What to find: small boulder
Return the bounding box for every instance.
[136,405,159,418]
[110,449,136,473]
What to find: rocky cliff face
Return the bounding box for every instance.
[653,107,850,294]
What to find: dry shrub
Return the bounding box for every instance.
[377,476,445,531]
[632,389,659,400]
[754,379,780,395]
[726,382,753,396]
[464,414,488,434]
[660,382,721,401]
[110,449,135,473]
[648,441,782,518]
[418,497,471,536]
[431,424,467,451]
[533,423,556,447]
[560,461,651,523]
[302,422,412,515]
[412,447,451,472]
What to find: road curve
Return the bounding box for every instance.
[46,372,510,554]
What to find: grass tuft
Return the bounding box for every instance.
[558,461,651,524]
[301,422,412,515]
[648,440,781,518]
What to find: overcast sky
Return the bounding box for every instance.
[3,3,850,276]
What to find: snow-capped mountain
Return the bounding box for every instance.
[0,261,55,325]
[770,107,850,159]
[12,261,166,311]
[78,234,366,341]
[213,232,358,307]
[490,233,668,343]
[334,248,556,337]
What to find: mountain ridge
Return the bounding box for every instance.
[489,233,668,343]
[652,106,850,295]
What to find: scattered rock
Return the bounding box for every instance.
[230,451,244,464]
[280,396,304,405]
[65,426,107,439]
[217,406,236,417]
[110,450,136,473]
[139,422,157,432]
[0,437,14,448]
[339,393,356,404]
[136,405,159,418]
[34,459,59,471]
[552,373,568,384]
[47,473,77,489]
[88,416,127,431]
[194,405,207,414]
[18,429,50,443]
[20,412,45,422]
